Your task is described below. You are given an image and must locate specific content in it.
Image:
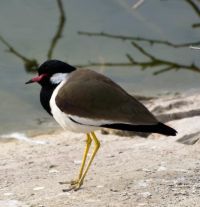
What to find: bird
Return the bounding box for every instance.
[26,60,177,190]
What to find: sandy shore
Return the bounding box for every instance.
[1,93,200,207]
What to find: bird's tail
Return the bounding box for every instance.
[102,122,177,136]
[147,122,177,136]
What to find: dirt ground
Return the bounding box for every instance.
[0,125,200,207]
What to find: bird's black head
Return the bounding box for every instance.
[25,60,76,86]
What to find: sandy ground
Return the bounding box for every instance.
[1,127,200,207]
[1,93,200,207]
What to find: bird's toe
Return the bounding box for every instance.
[60,179,83,191]
[59,179,79,186]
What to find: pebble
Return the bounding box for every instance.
[110,188,119,192]
[49,165,57,169]
[49,169,59,173]
[73,160,82,165]
[33,186,44,191]
[142,168,151,172]
[3,192,13,196]
[107,154,115,158]
[157,166,167,171]
[137,180,148,187]
[96,185,104,188]
[139,192,152,198]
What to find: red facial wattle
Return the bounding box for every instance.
[25,74,48,84]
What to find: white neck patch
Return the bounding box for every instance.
[50,73,68,84]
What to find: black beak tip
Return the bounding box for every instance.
[25,80,33,84]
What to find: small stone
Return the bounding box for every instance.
[73,160,82,165]
[142,168,151,172]
[171,188,178,191]
[110,188,119,192]
[157,166,167,171]
[139,192,152,198]
[195,184,200,189]
[4,192,13,196]
[49,164,57,169]
[107,154,115,158]
[96,185,104,188]
[33,186,44,191]
[49,169,59,173]
[138,180,148,187]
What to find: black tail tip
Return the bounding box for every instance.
[157,122,177,136]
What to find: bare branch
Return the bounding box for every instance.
[131,41,155,60]
[78,31,200,48]
[0,35,30,62]
[192,23,200,28]
[76,40,200,75]
[126,53,136,64]
[185,0,200,18]
[0,0,66,72]
[75,62,133,68]
[153,66,174,75]
[0,35,38,72]
[47,0,66,59]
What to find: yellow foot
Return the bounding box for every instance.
[72,181,83,191]
[59,178,81,185]
[59,179,83,191]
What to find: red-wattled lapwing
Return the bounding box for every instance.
[26,60,177,190]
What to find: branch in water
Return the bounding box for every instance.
[78,31,200,48]
[47,0,66,59]
[0,35,38,72]
[76,41,200,75]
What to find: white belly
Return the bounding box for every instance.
[49,80,100,133]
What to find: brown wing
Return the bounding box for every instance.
[55,69,158,125]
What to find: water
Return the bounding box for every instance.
[0,0,200,134]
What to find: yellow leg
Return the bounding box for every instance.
[60,133,92,187]
[77,133,92,180]
[74,132,100,190]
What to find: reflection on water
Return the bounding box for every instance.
[0,0,65,72]
[77,32,200,75]
[0,35,38,72]
[76,0,200,75]
[0,0,199,134]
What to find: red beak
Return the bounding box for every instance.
[25,74,47,84]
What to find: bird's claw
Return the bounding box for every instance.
[60,179,83,191]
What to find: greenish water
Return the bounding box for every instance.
[0,0,200,134]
